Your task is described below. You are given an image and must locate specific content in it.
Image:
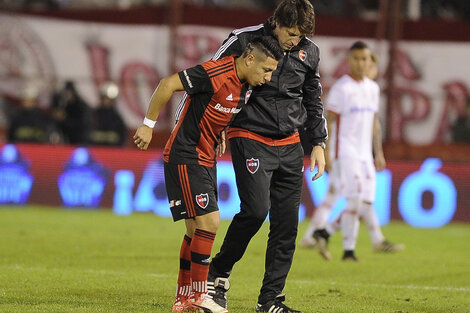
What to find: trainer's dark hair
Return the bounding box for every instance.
[272,0,315,35]
[350,41,370,51]
[242,36,284,61]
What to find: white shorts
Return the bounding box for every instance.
[329,158,376,203]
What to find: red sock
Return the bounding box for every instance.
[191,229,215,296]
[176,235,192,299]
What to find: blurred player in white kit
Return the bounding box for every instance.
[300,42,404,261]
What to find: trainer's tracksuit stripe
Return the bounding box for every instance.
[175,93,187,122]
[212,24,263,61]
[212,36,238,60]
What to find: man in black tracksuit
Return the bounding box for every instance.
[205,1,328,312]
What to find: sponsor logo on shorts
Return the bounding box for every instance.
[195,193,209,209]
[246,158,259,174]
[169,199,182,208]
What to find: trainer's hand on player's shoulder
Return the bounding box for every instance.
[310,145,325,181]
[133,125,153,150]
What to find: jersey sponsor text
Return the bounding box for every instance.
[214,103,241,114]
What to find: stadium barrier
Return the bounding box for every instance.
[1,143,469,227]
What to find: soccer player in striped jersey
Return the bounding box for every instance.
[133,36,283,313]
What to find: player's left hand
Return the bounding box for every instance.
[310,145,325,181]
[133,125,153,150]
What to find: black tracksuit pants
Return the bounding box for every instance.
[209,136,304,304]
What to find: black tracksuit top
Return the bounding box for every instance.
[214,19,327,145]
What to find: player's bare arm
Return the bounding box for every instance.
[133,73,184,150]
[323,110,338,173]
[373,114,386,171]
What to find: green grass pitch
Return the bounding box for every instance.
[1,206,469,312]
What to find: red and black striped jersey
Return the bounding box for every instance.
[164,55,251,167]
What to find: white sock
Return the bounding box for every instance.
[302,192,338,241]
[326,216,340,235]
[302,219,317,243]
[313,192,338,229]
[340,197,361,251]
[359,202,385,246]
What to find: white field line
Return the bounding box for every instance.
[5,265,469,292]
[293,279,470,292]
[3,264,171,278]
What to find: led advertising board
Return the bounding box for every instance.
[1,144,469,227]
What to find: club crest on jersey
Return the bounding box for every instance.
[299,50,307,61]
[196,193,209,209]
[246,158,259,174]
[245,90,252,104]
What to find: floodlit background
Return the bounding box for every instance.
[0,0,469,224]
[0,1,469,312]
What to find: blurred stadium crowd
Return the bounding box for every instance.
[1,81,127,146]
[1,0,470,20]
[0,0,470,150]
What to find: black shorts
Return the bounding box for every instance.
[164,162,218,221]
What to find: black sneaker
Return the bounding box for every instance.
[342,250,358,262]
[313,229,331,260]
[256,294,302,313]
[207,275,230,309]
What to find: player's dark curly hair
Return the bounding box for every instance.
[272,0,315,36]
[350,41,370,51]
[242,36,284,61]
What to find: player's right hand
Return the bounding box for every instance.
[133,125,153,150]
